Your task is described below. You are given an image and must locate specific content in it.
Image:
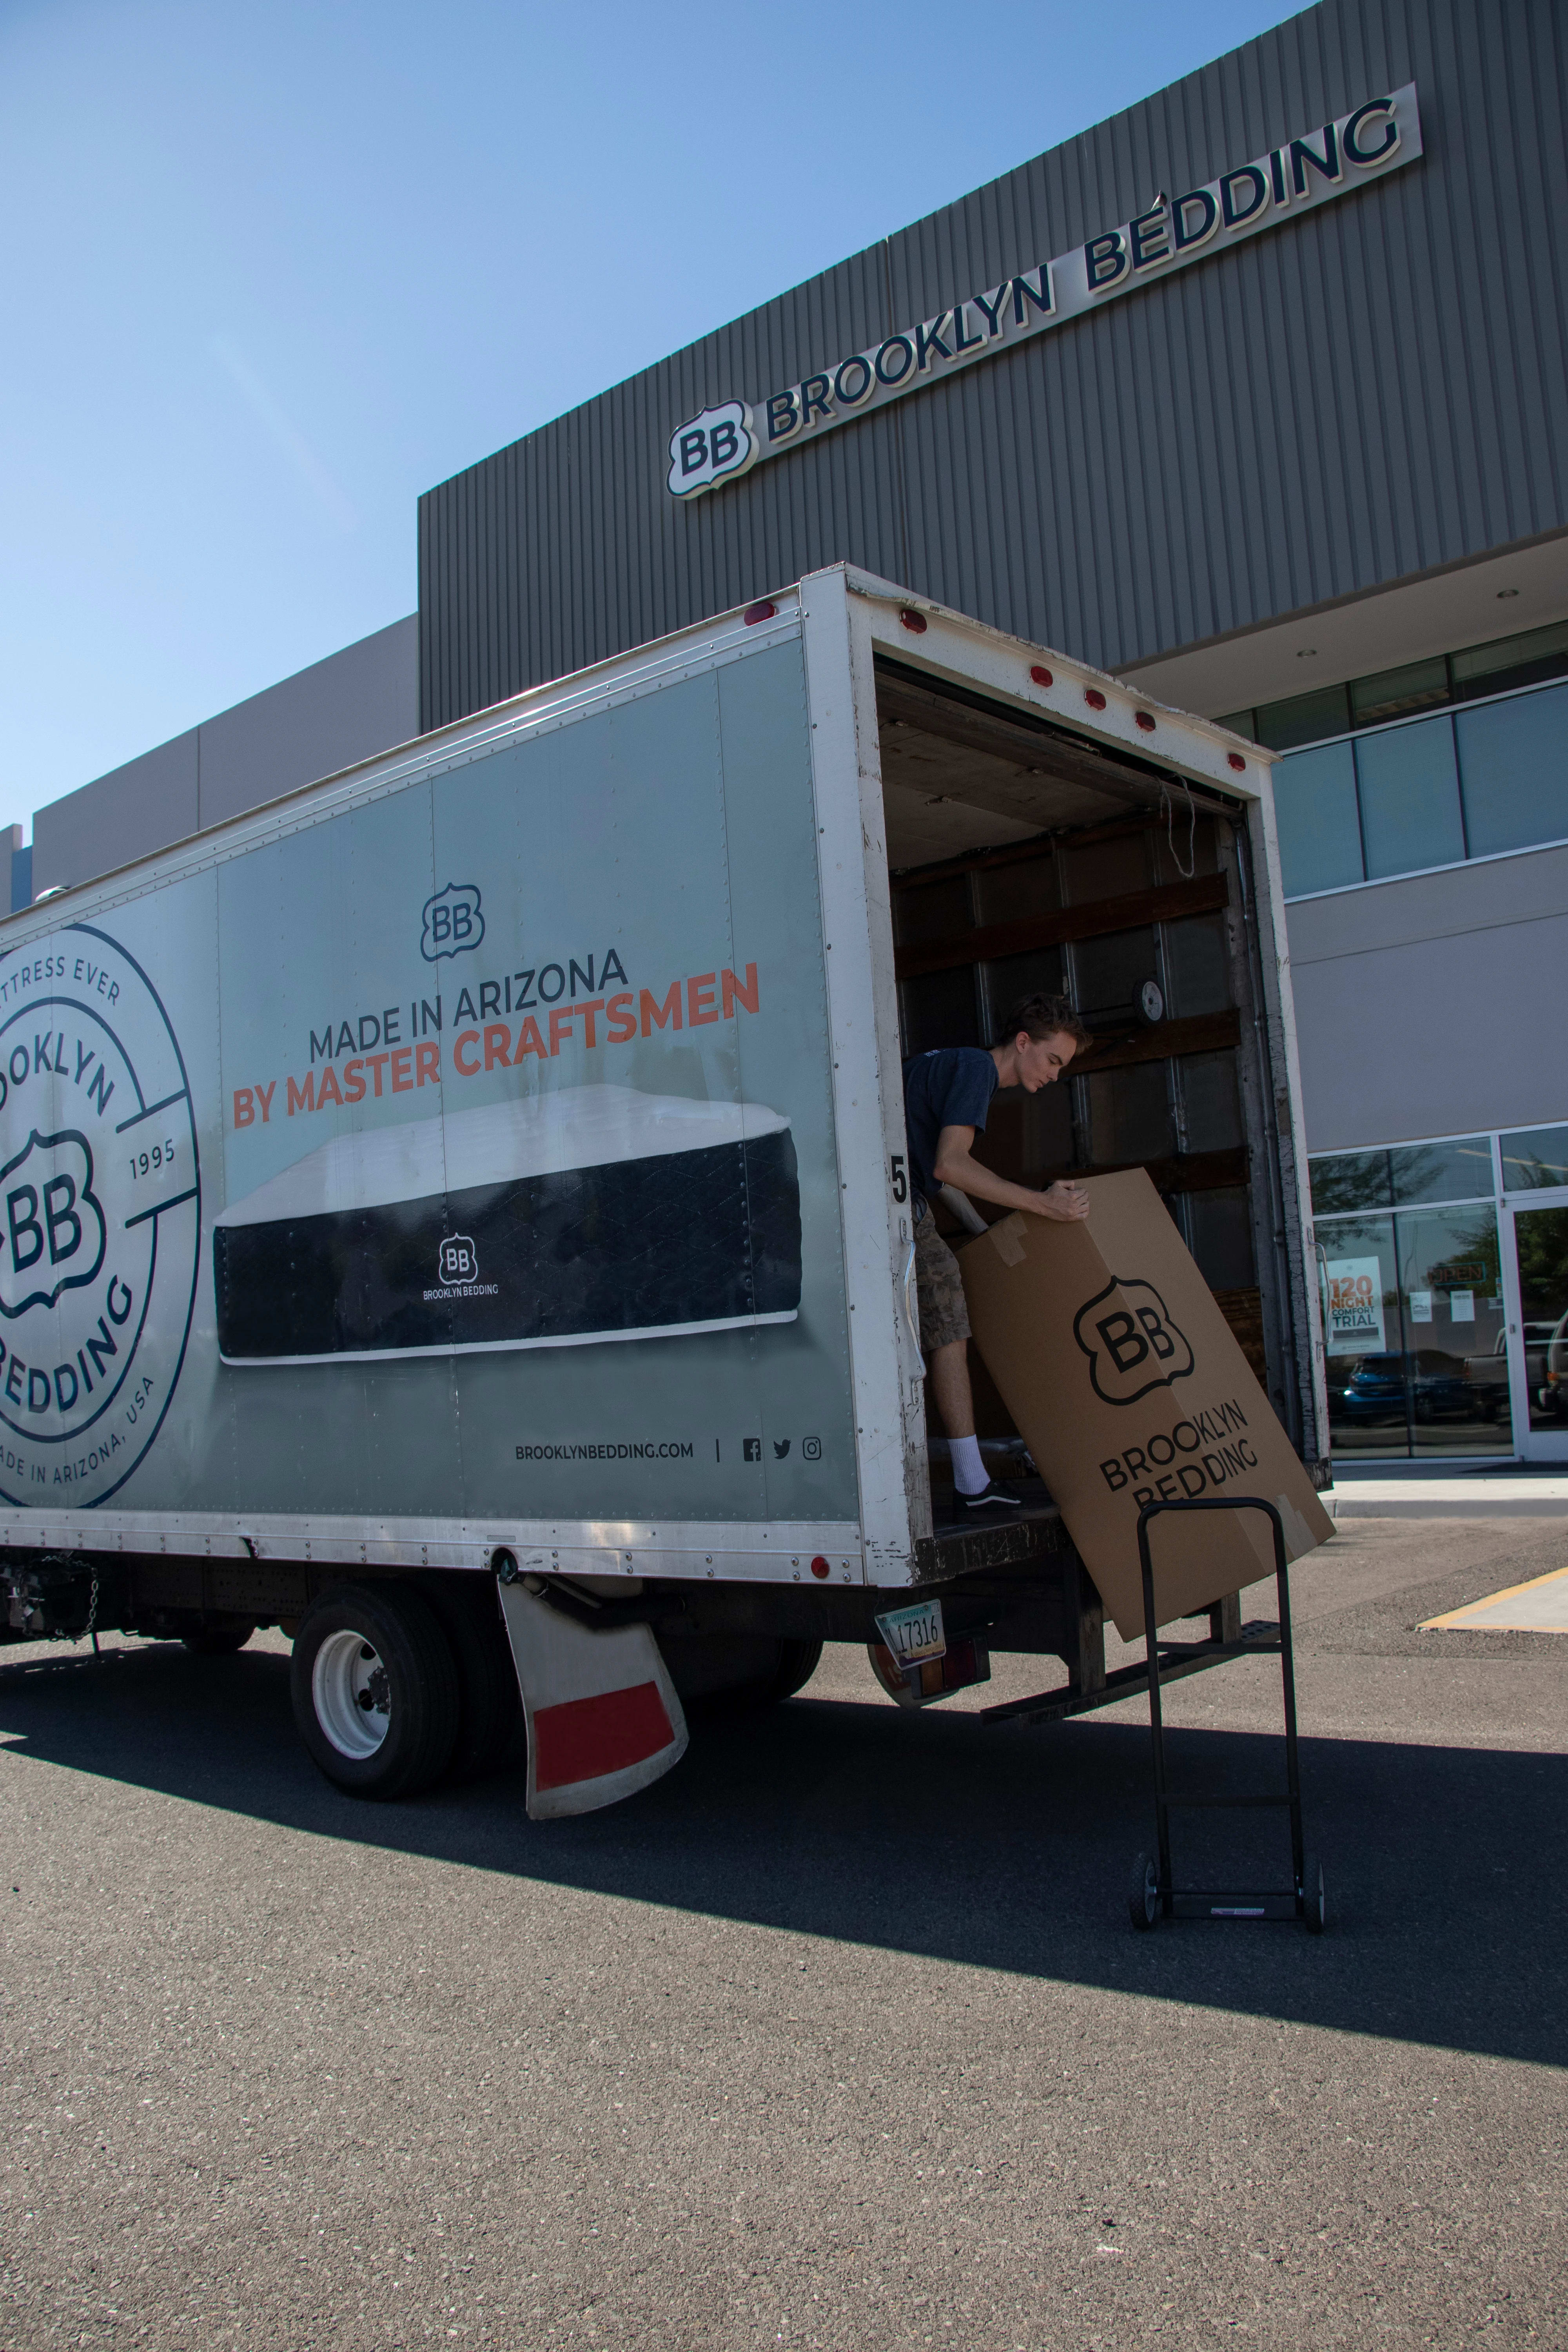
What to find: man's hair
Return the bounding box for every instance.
[995,992,1091,1051]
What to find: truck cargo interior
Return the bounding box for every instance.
[872,655,1283,1502]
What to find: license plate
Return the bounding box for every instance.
[874,1599,947,1666]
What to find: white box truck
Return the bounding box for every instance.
[0,568,1327,1813]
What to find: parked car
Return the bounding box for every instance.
[1331,1351,1478,1425]
[1463,1324,1563,1421]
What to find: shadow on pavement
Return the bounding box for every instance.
[2,1637,1564,2068]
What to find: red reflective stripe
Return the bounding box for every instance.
[531,1681,673,1791]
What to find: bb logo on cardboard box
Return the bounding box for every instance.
[1073,1278,1194,1404]
[958,1170,1333,1641]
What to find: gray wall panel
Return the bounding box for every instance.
[198,615,418,829]
[34,733,200,896]
[33,617,417,895]
[1286,845,1568,1149]
[419,0,1568,730]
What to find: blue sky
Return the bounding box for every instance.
[1,0,1302,830]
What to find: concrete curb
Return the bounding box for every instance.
[1327,1481,1568,1521]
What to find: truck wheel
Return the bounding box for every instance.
[292,1583,460,1800]
[672,1635,824,1721]
[181,1623,255,1656]
[769,1638,824,1703]
[414,1573,522,1783]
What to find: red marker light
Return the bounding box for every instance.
[743,600,777,625]
[810,1555,831,1579]
[1228,751,1247,771]
[900,608,928,633]
[1085,687,1107,710]
[1135,711,1156,732]
[1029,664,1053,688]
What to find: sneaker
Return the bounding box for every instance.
[960,1478,1023,1511]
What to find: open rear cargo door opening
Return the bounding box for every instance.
[871,653,1304,1509]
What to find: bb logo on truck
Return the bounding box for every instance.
[421,883,485,961]
[0,925,200,1506]
[438,1234,476,1285]
[0,1131,106,1314]
[1073,1278,1194,1405]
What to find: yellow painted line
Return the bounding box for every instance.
[1421,1563,1568,1631]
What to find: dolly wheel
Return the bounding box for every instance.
[1301,1850,1327,1935]
[1129,1851,1160,1931]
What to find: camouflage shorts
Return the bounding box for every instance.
[915,1211,971,1352]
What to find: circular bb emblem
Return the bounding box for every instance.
[0,924,200,1506]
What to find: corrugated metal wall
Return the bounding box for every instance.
[419,0,1568,731]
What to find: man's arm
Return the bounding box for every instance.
[932,1124,1091,1223]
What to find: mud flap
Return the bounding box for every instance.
[497,1580,688,1819]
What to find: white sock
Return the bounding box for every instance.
[949,1434,987,1494]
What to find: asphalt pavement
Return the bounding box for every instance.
[4,1514,1567,2350]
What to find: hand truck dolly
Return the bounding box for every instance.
[1127,1495,1325,1933]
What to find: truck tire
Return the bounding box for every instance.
[769,1637,824,1703]
[181,1622,255,1656]
[413,1573,522,1783]
[670,1634,824,1721]
[291,1583,460,1800]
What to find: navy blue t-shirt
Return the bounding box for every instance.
[902,1047,999,1214]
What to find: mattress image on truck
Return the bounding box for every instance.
[213,1084,802,1365]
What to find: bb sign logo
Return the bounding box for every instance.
[666,402,758,499]
[0,925,200,1506]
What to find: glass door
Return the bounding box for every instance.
[1317,1201,1512,1461]
[1396,1203,1510,1456]
[1502,1193,1568,1459]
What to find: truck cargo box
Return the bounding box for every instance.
[0,568,1329,1810]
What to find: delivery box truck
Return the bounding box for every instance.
[0,567,1331,1815]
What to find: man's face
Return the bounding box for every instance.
[1014,1029,1078,1093]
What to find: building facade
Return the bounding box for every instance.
[16,0,1567,1461]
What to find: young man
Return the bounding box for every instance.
[903,992,1093,1510]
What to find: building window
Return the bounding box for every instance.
[1221,617,1568,746]
[1271,742,1361,897]
[1219,619,1568,900]
[1355,712,1465,879]
[1266,679,1568,898]
[1312,1126,1568,1459]
[1501,1124,1568,1192]
[1308,1136,1494,1214]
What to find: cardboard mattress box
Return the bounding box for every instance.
[958,1169,1331,1639]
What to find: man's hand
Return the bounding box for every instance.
[931,1128,1093,1225]
[1030,1180,1091,1223]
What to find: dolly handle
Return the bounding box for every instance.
[1135,1495,1301,1895]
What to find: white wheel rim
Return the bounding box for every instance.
[313,1628,392,1758]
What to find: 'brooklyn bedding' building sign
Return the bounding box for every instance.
[668,85,1421,498]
